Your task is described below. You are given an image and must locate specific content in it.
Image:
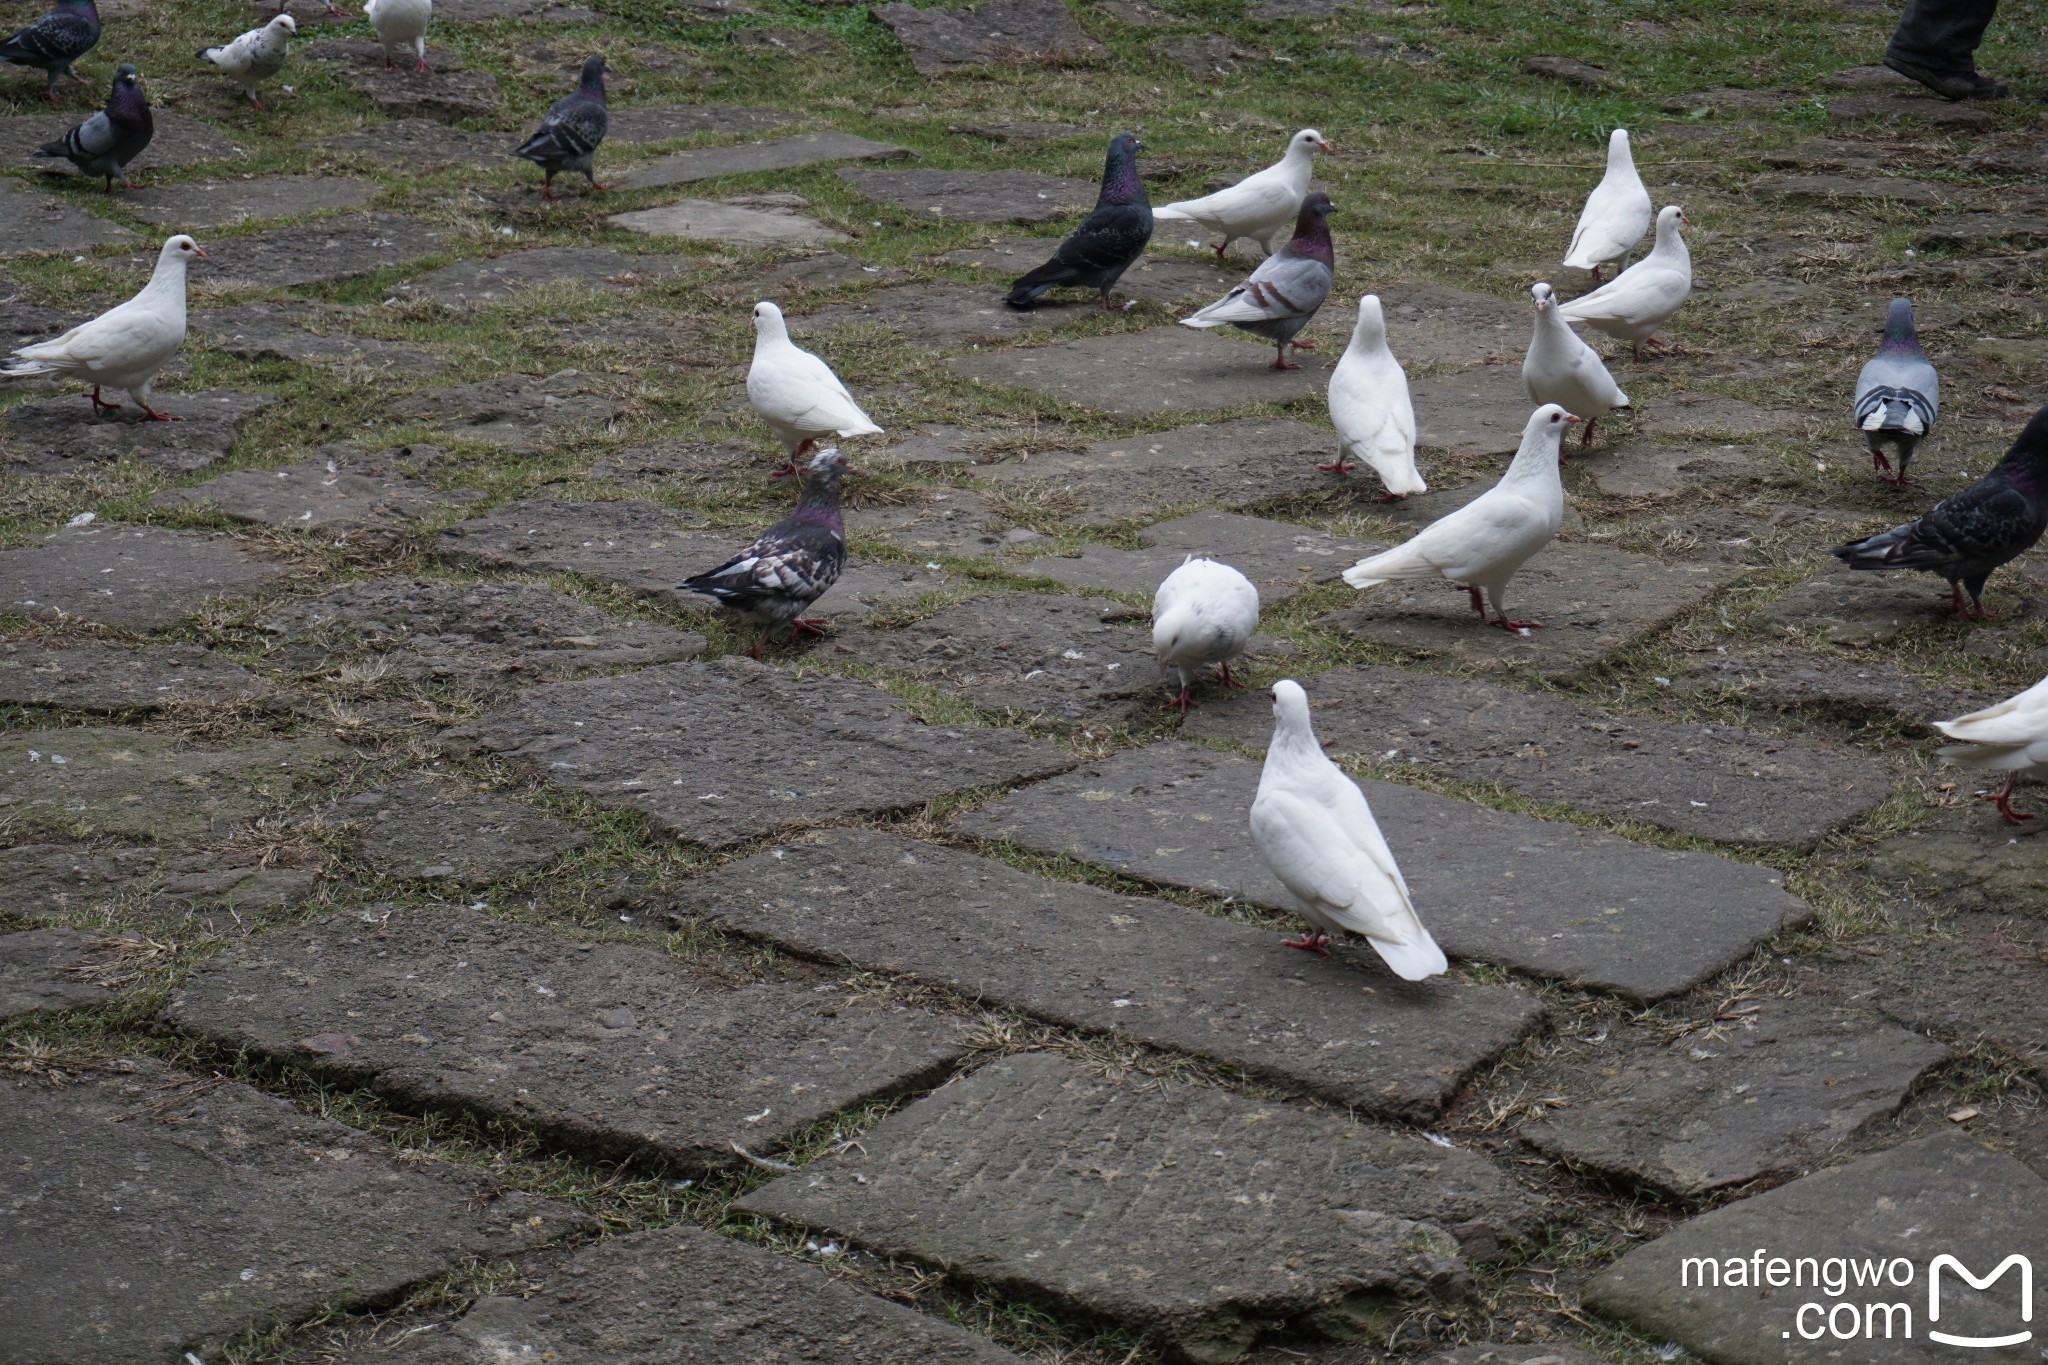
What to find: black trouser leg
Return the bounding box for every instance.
[1886,0,2000,74]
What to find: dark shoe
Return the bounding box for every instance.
[1883,54,2009,100]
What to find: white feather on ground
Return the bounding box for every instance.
[1562,128,1651,279]
[1,234,200,420]
[1152,556,1259,710]
[1326,293,1424,495]
[747,300,882,470]
[1152,127,1328,259]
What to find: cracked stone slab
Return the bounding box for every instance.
[0,842,319,926]
[318,118,508,167]
[318,777,587,884]
[0,641,275,710]
[840,167,1097,224]
[936,234,1242,306]
[110,213,453,289]
[1586,440,1760,499]
[979,417,1336,525]
[394,247,689,305]
[2,109,244,173]
[1322,543,1739,677]
[676,829,1545,1120]
[871,0,1104,75]
[302,39,501,121]
[2,388,275,475]
[738,1052,1546,1360]
[151,451,484,533]
[950,325,1332,416]
[1586,1133,2048,1363]
[0,525,291,630]
[441,656,1070,849]
[617,130,909,189]
[0,178,137,255]
[1021,511,1380,605]
[192,301,446,373]
[120,175,380,228]
[605,103,793,143]
[171,906,970,1167]
[1751,173,1950,206]
[389,370,625,450]
[1180,664,1890,849]
[1520,1004,1948,1197]
[610,198,850,245]
[0,1057,592,1364]
[851,484,1013,556]
[1916,211,2048,250]
[950,743,1808,1001]
[0,927,107,1018]
[1408,365,1545,456]
[0,727,341,840]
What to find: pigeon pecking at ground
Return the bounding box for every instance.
[34,62,151,192]
[1934,672,2048,825]
[365,0,432,70]
[681,448,850,658]
[1152,128,1329,262]
[1853,296,1939,487]
[1557,204,1691,359]
[746,300,883,478]
[1561,127,1652,283]
[1325,293,1426,495]
[0,0,98,101]
[1004,132,1152,311]
[512,54,609,199]
[1179,192,1336,370]
[196,13,296,110]
[1524,281,1629,448]
[1152,555,1260,712]
[1249,679,1447,976]
[1342,404,1575,632]
[2,234,202,421]
[1831,403,2048,619]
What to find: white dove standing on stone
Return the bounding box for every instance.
[1523,282,1628,448]
[1152,556,1259,712]
[1934,673,2048,825]
[1562,128,1652,282]
[747,300,883,479]
[1557,205,1691,359]
[1324,293,1425,497]
[1250,679,1447,976]
[1340,404,1576,632]
[364,0,431,71]
[1152,127,1330,261]
[196,13,294,110]
[1,234,201,421]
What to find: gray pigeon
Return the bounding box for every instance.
[0,0,98,101]
[512,54,608,200]
[35,62,151,192]
[681,447,848,656]
[1178,192,1335,369]
[1853,296,1939,487]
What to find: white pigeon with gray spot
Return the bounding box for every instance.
[196,13,294,109]
[1152,556,1259,711]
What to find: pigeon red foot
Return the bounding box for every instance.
[1169,686,1199,713]
[86,386,120,415]
[1216,662,1246,689]
[1316,455,1355,474]
[1987,774,2036,825]
[1280,931,1332,956]
[1491,614,1540,632]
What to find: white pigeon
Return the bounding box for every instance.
[2,234,202,422]
[1249,679,1447,978]
[1325,293,1425,497]
[197,14,295,109]
[1934,673,2048,826]
[1562,128,1652,282]
[1152,556,1260,712]
[747,300,883,477]
[364,0,432,71]
[1340,404,1575,632]
[1523,282,1629,447]
[1557,204,1691,358]
[1152,127,1330,261]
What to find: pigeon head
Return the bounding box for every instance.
[1268,679,1317,740]
[1656,204,1688,238]
[794,447,849,525]
[1530,281,1556,312]
[579,53,607,96]
[270,13,298,33]
[1879,296,1921,353]
[159,234,205,266]
[109,64,147,117]
[1100,132,1145,205]
[1527,404,1578,439]
[1605,127,1631,161]
[1287,192,1336,264]
[1349,293,1386,347]
[1996,404,2048,482]
[750,300,790,343]
[1288,128,1332,158]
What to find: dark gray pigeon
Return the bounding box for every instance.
[1832,403,2048,619]
[1853,296,1939,487]
[35,62,151,192]
[1178,191,1336,369]
[1005,132,1152,311]
[682,447,848,656]
[0,0,98,101]
[512,54,608,200]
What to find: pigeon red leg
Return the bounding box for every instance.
[790,616,828,639]
[137,403,182,422]
[1210,240,1228,264]
[1216,662,1246,689]
[769,438,815,479]
[1581,418,1597,447]
[1490,613,1541,632]
[1280,931,1331,956]
[1987,774,2036,825]
[1371,489,1408,503]
[86,387,122,415]
[1316,454,1354,474]
[1169,685,1198,713]
[1268,343,1301,371]
[1455,584,1484,616]
[1290,338,1316,351]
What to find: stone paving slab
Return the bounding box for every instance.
[303,40,502,121]
[1322,543,1739,677]
[192,301,447,374]
[170,905,971,1166]
[935,233,1243,305]
[120,175,380,229]
[1829,90,1997,128]
[1636,391,1807,442]
[0,842,320,925]
[1519,1003,1948,1197]
[319,777,587,884]
[152,451,483,533]
[1021,511,1381,604]
[609,198,851,245]
[3,109,245,172]
[1754,569,1974,648]
[2,388,275,475]
[1868,807,2048,917]
[605,102,793,143]
[853,484,1014,556]
[1180,664,1891,849]
[0,727,341,840]
[839,167,1097,224]
[617,130,909,189]
[1409,365,1545,457]
[0,525,291,630]
[738,1052,1547,1360]
[979,417,1335,525]
[318,118,508,167]
[0,640,276,710]
[951,743,1807,1001]
[0,1057,593,1364]
[1586,440,1760,499]
[1586,1133,2047,1363]
[390,370,625,450]
[110,213,454,289]
[0,178,138,255]
[951,325,1333,416]
[0,926,106,1018]
[1417,1347,1604,1365]
[872,0,1105,75]
[441,656,1071,849]
[674,828,1545,1120]
[806,281,1077,344]
[1673,647,1994,732]
[394,246,688,305]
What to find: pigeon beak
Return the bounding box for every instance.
[1318,139,1333,152]
[191,246,207,258]
[1563,413,1582,423]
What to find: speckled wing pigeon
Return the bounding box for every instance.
[1005,132,1152,311]
[513,54,609,199]
[1853,296,1939,486]
[34,62,151,191]
[197,13,295,110]
[1179,192,1336,370]
[1,0,98,101]
[1152,556,1259,712]
[681,448,849,656]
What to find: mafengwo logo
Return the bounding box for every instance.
[1680,1250,2033,1348]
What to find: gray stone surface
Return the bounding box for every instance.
[1586,440,1758,499]
[441,655,1070,849]
[1522,54,1620,88]
[2,109,245,173]
[1916,211,2048,250]
[605,103,793,143]
[1021,511,1380,605]
[0,842,319,925]
[302,40,501,121]
[320,777,586,884]
[871,0,1105,76]
[979,417,1335,525]
[192,302,445,374]
[950,326,1333,416]
[111,213,451,289]
[950,743,1808,1001]
[1829,91,1996,128]
[1149,33,1255,75]
[1409,365,1545,456]
[1636,391,1806,442]
[346,1224,1026,1363]
[0,178,137,256]
[738,1053,1546,1359]
[1754,569,1967,648]
[0,727,341,840]
[389,370,625,450]
[0,1058,592,1364]
[0,641,274,711]
[936,233,1242,306]
[609,198,850,245]
[1419,1348,1604,1365]
[2,389,275,475]
[0,927,106,1018]
[807,281,1077,344]
[1867,807,2048,917]
[851,484,1009,556]
[1674,648,1994,731]
[120,175,380,228]
[1180,664,1891,849]
[318,118,507,167]
[395,247,688,305]
[1752,173,1949,206]
[1586,1134,2047,1363]
[0,526,290,630]
[1520,1004,1948,1197]
[617,130,909,189]
[675,828,1545,1120]
[839,167,1097,224]
[152,451,481,533]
